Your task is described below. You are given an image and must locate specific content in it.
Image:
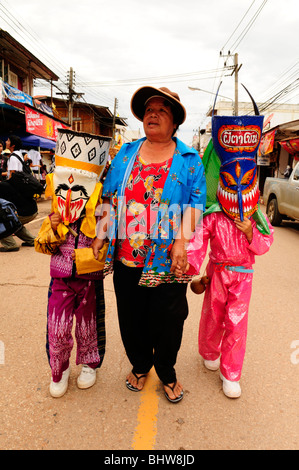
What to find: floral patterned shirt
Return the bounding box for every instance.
[116,154,172,267]
[102,137,207,287]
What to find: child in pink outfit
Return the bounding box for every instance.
[187,211,274,397]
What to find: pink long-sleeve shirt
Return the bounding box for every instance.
[187,211,274,275]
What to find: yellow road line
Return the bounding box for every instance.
[132,368,160,450]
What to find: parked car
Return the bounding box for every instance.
[263,161,299,226]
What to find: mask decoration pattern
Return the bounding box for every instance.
[212,95,264,221]
[217,156,259,220]
[53,129,111,225]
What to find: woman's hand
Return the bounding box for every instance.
[234,216,253,243]
[92,197,111,258]
[50,212,62,233]
[170,239,188,277]
[169,206,201,277]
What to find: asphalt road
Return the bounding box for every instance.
[0,197,298,451]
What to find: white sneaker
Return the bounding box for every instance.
[220,372,241,398]
[50,367,70,398]
[204,357,220,371]
[77,365,97,389]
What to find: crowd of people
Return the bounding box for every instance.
[0,136,46,251]
[2,85,274,402]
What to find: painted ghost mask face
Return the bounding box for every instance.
[217,158,259,220]
[53,167,98,224]
[212,115,263,221]
[53,129,111,225]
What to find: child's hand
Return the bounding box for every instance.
[174,263,190,277]
[50,212,62,233]
[234,216,253,243]
[91,237,105,259]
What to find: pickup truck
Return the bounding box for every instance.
[263,161,299,225]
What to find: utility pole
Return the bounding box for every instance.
[112,97,118,147]
[234,53,239,116]
[57,67,84,128]
[68,67,74,126]
[221,52,242,115]
[231,53,242,116]
[198,127,201,154]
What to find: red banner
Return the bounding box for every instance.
[25,106,70,141]
[258,130,276,157]
[279,138,299,156]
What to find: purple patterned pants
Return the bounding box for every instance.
[47,278,102,382]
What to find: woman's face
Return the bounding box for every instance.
[143,97,176,141]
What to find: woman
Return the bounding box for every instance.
[92,86,206,402]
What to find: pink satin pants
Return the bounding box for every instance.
[198,261,253,381]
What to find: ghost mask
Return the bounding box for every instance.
[211,84,264,221]
[217,156,259,220]
[54,167,98,224]
[53,129,111,226]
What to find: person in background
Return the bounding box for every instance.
[0,135,37,251]
[283,165,292,178]
[40,164,48,188]
[6,135,24,178]
[92,86,207,403]
[0,139,9,181]
[0,179,38,251]
[28,148,42,179]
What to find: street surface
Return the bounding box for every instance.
[0,197,298,451]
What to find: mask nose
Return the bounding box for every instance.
[63,188,72,225]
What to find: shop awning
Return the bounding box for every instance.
[279,137,299,156]
[20,134,56,150]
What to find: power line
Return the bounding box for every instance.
[258,77,299,113]
[230,0,268,53]
[220,0,257,53]
[261,61,299,102]
[80,67,234,88]
[220,0,269,55]
[0,0,67,79]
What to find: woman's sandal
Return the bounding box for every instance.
[164,381,184,403]
[126,371,147,392]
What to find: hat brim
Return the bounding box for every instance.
[130,86,186,125]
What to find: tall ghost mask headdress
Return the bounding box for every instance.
[53,129,111,225]
[212,84,264,221]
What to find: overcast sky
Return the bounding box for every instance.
[1,0,299,145]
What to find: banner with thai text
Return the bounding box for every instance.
[2,81,33,106]
[25,106,70,141]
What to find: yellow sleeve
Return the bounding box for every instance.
[34,216,67,255]
[74,242,109,275]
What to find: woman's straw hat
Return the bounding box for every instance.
[130,86,186,125]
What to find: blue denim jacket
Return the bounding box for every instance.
[102,137,206,286]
